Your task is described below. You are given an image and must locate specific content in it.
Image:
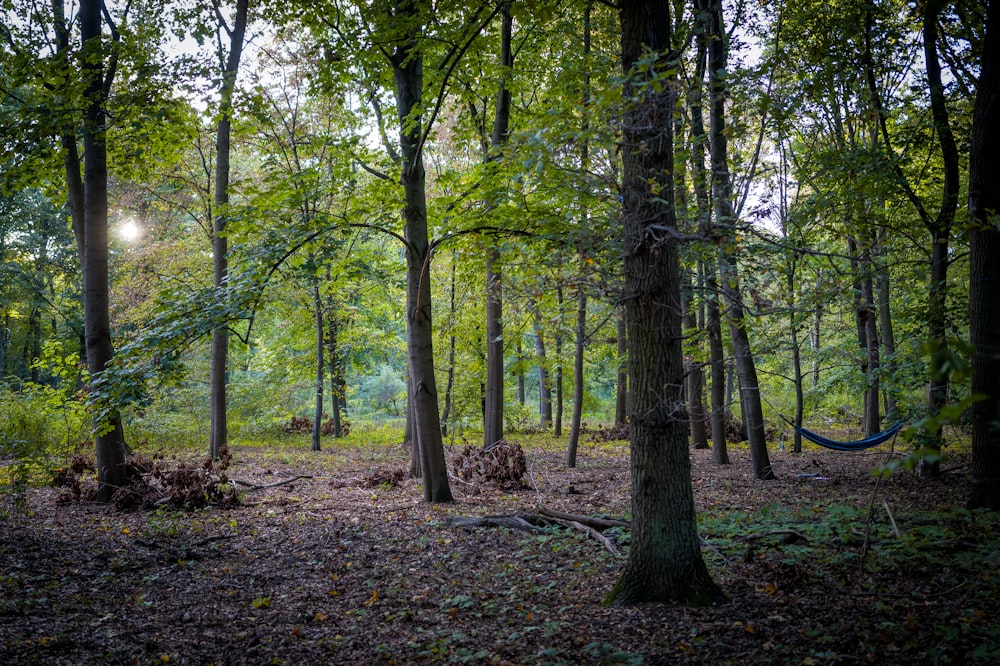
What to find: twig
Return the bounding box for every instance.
[882,498,900,538]
[231,475,312,491]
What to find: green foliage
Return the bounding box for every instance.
[0,369,88,515]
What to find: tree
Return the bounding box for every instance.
[388,0,455,502]
[697,0,773,480]
[483,0,513,450]
[606,0,725,607]
[210,0,251,461]
[74,0,130,502]
[968,0,1000,511]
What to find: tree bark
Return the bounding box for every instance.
[392,0,452,502]
[210,0,250,461]
[606,0,725,608]
[968,0,1000,511]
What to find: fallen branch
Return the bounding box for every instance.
[743,529,809,545]
[448,515,542,532]
[567,520,621,557]
[231,475,312,491]
[537,506,630,530]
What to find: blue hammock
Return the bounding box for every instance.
[791,421,906,452]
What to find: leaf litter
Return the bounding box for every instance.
[2,439,999,664]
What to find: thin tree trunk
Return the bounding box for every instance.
[483,0,513,449]
[919,0,960,477]
[311,282,324,452]
[706,270,729,464]
[967,0,1000,511]
[875,230,897,418]
[210,0,250,461]
[554,287,564,437]
[566,280,586,467]
[516,334,526,405]
[682,271,708,449]
[614,312,627,426]
[566,0,591,461]
[533,307,552,428]
[811,301,821,387]
[699,0,773,479]
[849,238,881,436]
[441,257,457,437]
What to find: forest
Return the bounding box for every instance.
[2,0,1000,663]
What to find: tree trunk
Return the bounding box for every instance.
[875,230,897,418]
[606,0,725,608]
[682,271,708,449]
[79,0,128,502]
[968,0,1000,511]
[484,245,504,447]
[513,334,526,405]
[614,311,627,427]
[706,270,729,464]
[441,258,457,437]
[554,287,564,438]
[566,280,586,467]
[392,3,452,502]
[849,238,881,436]
[533,308,552,428]
[311,282,324,452]
[811,301,821,388]
[699,0,773,479]
[482,1,513,449]
[210,0,250,461]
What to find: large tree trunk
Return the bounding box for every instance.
[210,0,250,461]
[968,0,1000,511]
[392,3,452,502]
[700,0,773,479]
[606,0,725,608]
[78,0,128,503]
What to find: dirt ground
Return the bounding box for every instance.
[1,436,997,665]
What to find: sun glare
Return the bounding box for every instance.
[119,220,141,242]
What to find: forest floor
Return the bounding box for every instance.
[2,431,999,665]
